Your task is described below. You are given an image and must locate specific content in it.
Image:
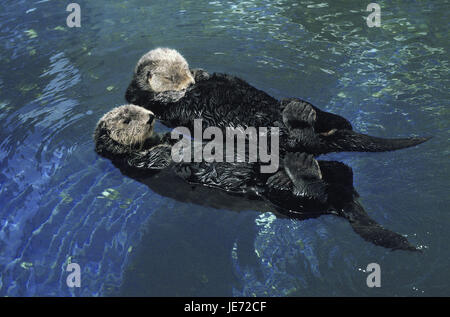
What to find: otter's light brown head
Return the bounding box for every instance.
[99,104,156,148]
[134,48,195,98]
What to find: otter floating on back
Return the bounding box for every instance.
[125,48,430,156]
[94,104,420,252]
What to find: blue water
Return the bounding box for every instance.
[0,0,448,296]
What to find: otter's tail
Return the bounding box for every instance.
[317,129,430,154]
[341,200,420,252]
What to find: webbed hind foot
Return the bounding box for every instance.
[281,99,328,151]
[281,98,317,129]
[266,153,327,203]
[284,152,327,203]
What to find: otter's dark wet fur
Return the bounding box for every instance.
[94,105,420,252]
[125,48,430,155]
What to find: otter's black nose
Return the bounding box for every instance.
[147,114,155,124]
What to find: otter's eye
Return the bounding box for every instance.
[123,118,131,124]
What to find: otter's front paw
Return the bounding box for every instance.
[282,99,317,129]
[190,68,210,82]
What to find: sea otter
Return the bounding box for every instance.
[94,104,419,251]
[125,48,430,156]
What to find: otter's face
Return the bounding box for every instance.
[133,48,195,101]
[149,60,195,93]
[100,105,155,147]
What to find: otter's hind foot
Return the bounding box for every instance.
[284,153,327,203]
[266,169,292,190]
[282,99,317,129]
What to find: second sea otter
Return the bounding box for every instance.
[94,104,420,252]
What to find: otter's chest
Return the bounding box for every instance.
[166,77,281,129]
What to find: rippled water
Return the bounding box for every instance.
[0,0,448,296]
